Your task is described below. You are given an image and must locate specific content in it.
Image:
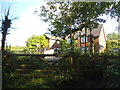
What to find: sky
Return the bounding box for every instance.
[0,0,119,46]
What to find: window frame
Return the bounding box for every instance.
[81,37,88,43]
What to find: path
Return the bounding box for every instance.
[44,49,62,65]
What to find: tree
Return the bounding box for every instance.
[40,2,112,37]
[40,2,113,54]
[26,35,48,53]
[60,39,70,53]
[106,32,120,50]
[107,32,120,40]
[106,40,119,50]
[108,1,120,22]
[0,6,17,53]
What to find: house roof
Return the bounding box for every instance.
[78,24,103,37]
[44,34,62,40]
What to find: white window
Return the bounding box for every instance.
[81,37,88,42]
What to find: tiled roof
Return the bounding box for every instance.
[78,24,103,37]
[44,34,62,40]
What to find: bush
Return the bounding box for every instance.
[103,57,120,88]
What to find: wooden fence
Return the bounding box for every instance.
[6,53,70,73]
[5,53,120,75]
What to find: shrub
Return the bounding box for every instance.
[103,57,120,88]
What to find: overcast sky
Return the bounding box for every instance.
[0,0,118,46]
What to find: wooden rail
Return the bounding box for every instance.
[7,53,119,58]
[8,54,58,57]
[16,69,57,72]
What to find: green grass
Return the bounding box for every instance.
[2,51,120,88]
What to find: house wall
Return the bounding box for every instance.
[77,37,90,47]
[47,39,60,49]
[98,27,106,53]
[51,41,60,49]
[77,38,81,48]
[77,36,100,53]
[77,37,90,52]
[49,39,56,49]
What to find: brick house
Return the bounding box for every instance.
[75,24,106,53]
[44,34,61,49]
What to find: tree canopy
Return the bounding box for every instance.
[106,40,120,50]
[108,1,120,21]
[107,32,120,40]
[39,2,118,37]
[26,35,48,50]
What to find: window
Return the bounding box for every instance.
[81,47,88,53]
[81,37,88,42]
[67,38,71,43]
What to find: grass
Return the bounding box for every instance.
[2,51,120,88]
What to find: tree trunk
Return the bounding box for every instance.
[70,33,72,51]
[79,32,81,48]
[84,28,87,53]
[90,27,93,54]
[1,32,6,54]
[1,15,11,54]
[1,39,5,52]
[70,33,73,64]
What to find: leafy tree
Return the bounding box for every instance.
[40,2,113,54]
[26,35,48,53]
[60,39,70,53]
[40,2,113,37]
[106,40,119,50]
[60,38,77,53]
[108,1,120,22]
[107,32,120,40]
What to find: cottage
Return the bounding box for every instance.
[44,33,62,49]
[75,24,106,53]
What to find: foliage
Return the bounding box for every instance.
[59,38,78,54]
[26,35,48,53]
[11,46,25,50]
[4,46,29,54]
[40,2,114,37]
[106,40,120,50]
[106,34,120,55]
[39,2,120,54]
[10,46,26,53]
[103,57,120,88]
[107,32,120,40]
[3,50,120,88]
[59,39,70,53]
[108,1,120,21]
